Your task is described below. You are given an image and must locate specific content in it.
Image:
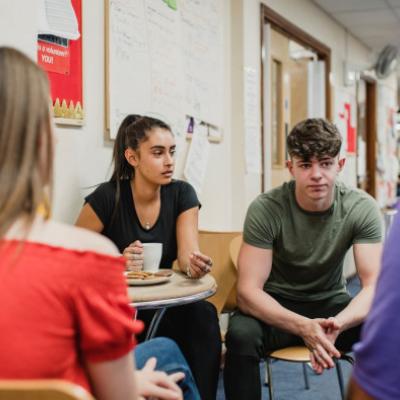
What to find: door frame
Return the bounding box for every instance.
[364,77,377,198]
[260,4,332,191]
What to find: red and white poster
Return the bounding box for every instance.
[37,0,83,125]
[335,89,357,155]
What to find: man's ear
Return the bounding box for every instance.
[338,157,346,172]
[286,159,294,177]
[125,148,138,167]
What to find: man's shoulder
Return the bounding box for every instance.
[252,182,292,211]
[337,181,377,207]
[336,182,382,236]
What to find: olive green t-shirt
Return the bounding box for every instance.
[243,181,382,301]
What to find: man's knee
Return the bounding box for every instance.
[226,313,264,359]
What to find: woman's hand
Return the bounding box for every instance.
[123,240,144,271]
[186,251,213,279]
[136,357,183,400]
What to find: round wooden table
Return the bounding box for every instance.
[128,272,217,340]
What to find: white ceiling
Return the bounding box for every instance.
[313,0,400,52]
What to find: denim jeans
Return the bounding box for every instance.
[138,301,221,400]
[134,337,201,400]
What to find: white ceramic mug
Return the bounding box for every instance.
[142,243,163,272]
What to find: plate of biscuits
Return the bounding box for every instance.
[125,269,173,286]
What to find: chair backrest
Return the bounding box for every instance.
[0,380,94,400]
[229,234,242,270]
[198,231,240,313]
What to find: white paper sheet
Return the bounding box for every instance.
[38,0,80,40]
[244,67,261,174]
[183,123,210,195]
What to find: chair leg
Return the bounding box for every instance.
[302,362,310,390]
[335,359,345,400]
[264,363,269,385]
[266,358,274,400]
[341,353,354,366]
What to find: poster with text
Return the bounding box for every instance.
[37,0,83,125]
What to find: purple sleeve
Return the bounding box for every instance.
[352,210,400,400]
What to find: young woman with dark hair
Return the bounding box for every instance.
[76,115,221,400]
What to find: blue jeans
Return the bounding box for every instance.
[134,337,201,400]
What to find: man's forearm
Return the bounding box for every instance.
[335,285,375,332]
[237,287,308,336]
[238,286,342,369]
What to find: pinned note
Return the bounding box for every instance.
[184,123,210,194]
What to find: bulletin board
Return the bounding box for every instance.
[105,0,224,140]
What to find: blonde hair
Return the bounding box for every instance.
[0,47,53,238]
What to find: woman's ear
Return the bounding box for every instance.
[125,147,139,167]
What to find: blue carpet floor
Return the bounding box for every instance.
[217,276,360,399]
[217,359,353,399]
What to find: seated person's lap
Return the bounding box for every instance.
[227,292,361,358]
[135,337,191,373]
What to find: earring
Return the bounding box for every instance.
[37,193,51,220]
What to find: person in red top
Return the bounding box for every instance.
[0,47,198,400]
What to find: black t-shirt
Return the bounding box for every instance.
[85,179,200,268]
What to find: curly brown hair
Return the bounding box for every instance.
[287,118,342,160]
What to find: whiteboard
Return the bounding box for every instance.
[106,0,224,140]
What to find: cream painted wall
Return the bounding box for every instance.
[0,0,39,59]
[0,0,234,230]
[0,0,397,237]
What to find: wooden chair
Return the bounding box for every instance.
[0,380,94,400]
[228,234,242,270]
[228,235,353,399]
[198,231,240,314]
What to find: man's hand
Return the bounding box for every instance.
[123,240,144,271]
[320,317,342,343]
[308,317,342,374]
[136,357,184,400]
[299,318,341,373]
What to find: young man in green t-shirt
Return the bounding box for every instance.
[224,118,383,400]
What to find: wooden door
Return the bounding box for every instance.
[289,58,309,126]
[270,28,291,188]
[356,79,377,198]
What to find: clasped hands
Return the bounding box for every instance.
[300,317,342,374]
